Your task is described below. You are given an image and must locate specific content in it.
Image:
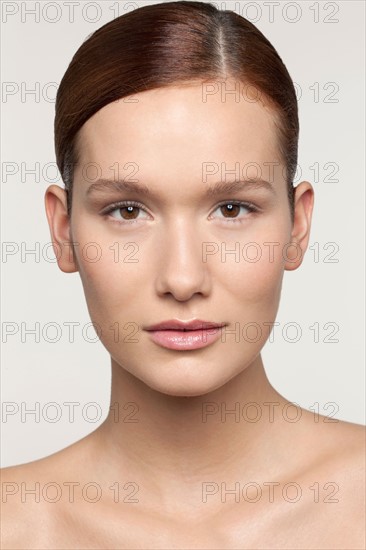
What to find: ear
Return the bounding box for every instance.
[44,185,79,273]
[285,181,315,271]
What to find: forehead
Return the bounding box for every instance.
[75,82,282,184]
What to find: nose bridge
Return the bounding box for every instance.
[154,216,210,299]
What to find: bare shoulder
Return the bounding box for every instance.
[306,416,365,529]
[1,460,47,549]
[302,411,365,477]
[320,416,365,468]
[0,437,94,550]
[257,415,366,549]
[331,419,365,486]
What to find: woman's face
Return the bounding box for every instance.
[48,80,312,397]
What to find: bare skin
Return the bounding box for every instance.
[1,80,365,549]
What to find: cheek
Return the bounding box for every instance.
[70,224,141,324]
[216,231,288,302]
[213,243,286,348]
[221,256,285,324]
[78,256,139,312]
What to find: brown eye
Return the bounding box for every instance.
[104,201,150,224]
[118,206,140,220]
[220,204,241,218]
[211,201,256,223]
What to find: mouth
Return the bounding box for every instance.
[144,319,226,350]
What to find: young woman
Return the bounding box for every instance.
[2,1,364,548]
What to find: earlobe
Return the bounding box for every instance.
[44,185,79,273]
[285,181,315,271]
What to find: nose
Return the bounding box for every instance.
[154,219,211,301]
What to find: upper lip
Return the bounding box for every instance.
[144,319,227,331]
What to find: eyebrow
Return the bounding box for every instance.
[86,178,275,198]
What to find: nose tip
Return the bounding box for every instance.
[154,226,211,300]
[156,272,208,302]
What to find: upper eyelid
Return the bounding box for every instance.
[101,200,147,215]
[211,200,258,213]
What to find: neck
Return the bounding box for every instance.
[92,355,303,514]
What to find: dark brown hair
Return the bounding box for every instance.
[55,0,298,220]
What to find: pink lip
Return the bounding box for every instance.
[144,319,226,350]
[145,319,226,331]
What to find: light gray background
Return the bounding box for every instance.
[1,0,365,467]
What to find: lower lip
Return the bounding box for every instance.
[146,327,223,350]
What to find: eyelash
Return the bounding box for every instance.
[101,200,259,225]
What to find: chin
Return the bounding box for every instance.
[141,369,232,398]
